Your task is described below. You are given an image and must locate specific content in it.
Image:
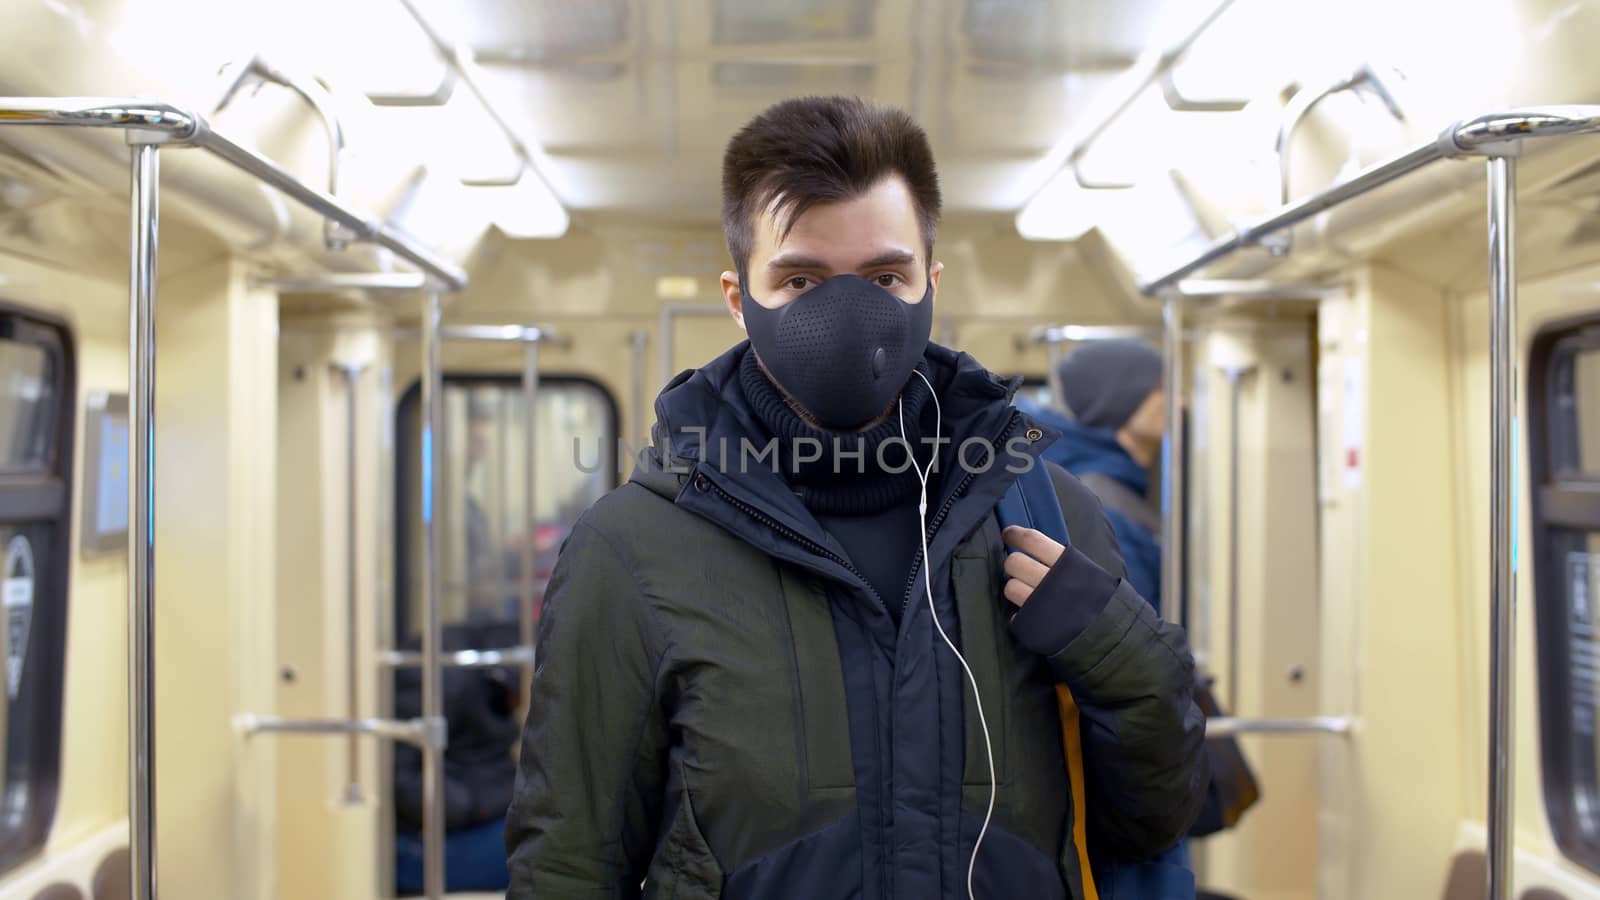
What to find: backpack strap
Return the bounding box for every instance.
[994,463,1100,899]
[995,461,1072,547]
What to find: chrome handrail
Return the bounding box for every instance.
[1022,324,1162,345]
[235,713,443,748]
[0,97,468,290]
[1137,106,1600,294]
[1206,715,1353,737]
[379,645,534,670]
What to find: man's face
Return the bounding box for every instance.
[720,175,942,327]
[1124,388,1166,446]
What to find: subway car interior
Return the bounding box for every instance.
[3,0,1600,898]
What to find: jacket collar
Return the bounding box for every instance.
[635,341,1028,478]
[629,341,1055,598]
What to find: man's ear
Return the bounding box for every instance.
[928,260,944,299]
[721,270,746,332]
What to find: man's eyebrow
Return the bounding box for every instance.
[765,252,829,272]
[858,249,917,269]
[764,248,919,273]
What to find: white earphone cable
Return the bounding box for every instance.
[899,369,995,900]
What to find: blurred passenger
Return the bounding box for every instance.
[460,396,499,620]
[506,96,1206,900]
[1033,340,1167,609]
[1027,340,1261,898]
[394,621,520,894]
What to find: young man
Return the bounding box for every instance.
[506,96,1205,899]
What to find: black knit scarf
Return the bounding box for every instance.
[738,347,936,516]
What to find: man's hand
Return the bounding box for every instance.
[1001,525,1066,609]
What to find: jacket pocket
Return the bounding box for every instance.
[782,571,855,791]
[647,775,725,900]
[952,532,1009,788]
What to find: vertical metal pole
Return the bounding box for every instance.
[1229,372,1242,711]
[629,330,648,450]
[1045,340,1065,410]
[1486,152,1519,900]
[1219,365,1257,713]
[491,388,509,617]
[335,363,366,804]
[519,341,540,681]
[376,364,395,671]
[658,305,675,393]
[128,142,159,900]
[1160,293,1186,630]
[437,362,455,622]
[419,292,446,900]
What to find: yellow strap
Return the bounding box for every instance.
[1057,684,1100,900]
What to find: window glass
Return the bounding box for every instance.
[1532,320,1600,875]
[1572,348,1600,475]
[396,376,618,643]
[0,308,71,873]
[0,339,56,471]
[1,526,50,839]
[1560,530,1600,824]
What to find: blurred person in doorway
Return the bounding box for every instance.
[1021,339,1261,900]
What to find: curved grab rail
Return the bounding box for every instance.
[1270,64,1406,255]
[215,56,352,250]
[1277,64,1406,206]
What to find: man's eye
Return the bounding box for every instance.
[787,276,811,291]
[876,273,901,288]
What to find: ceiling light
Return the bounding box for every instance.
[1015,169,1104,241]
[478,170,570,240]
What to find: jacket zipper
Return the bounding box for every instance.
[705,409,1024,900]
[882,410,1023,898]
[897,412,1024,618]
[701,477,888,612]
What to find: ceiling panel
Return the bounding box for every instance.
[456,0,632,62]
[452,0,1195,217]
[711,61,878,90]
[711,0,878,45]
[960,0,1170,66]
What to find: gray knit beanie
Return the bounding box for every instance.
[1055,339,1163,430]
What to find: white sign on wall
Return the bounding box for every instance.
[1341,357,1365,489]
[3,535,35,701]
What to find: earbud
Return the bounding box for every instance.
[899,370,994,900]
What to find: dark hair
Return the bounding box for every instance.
[721,96,941,283]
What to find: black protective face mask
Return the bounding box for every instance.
[741,273,933,430]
